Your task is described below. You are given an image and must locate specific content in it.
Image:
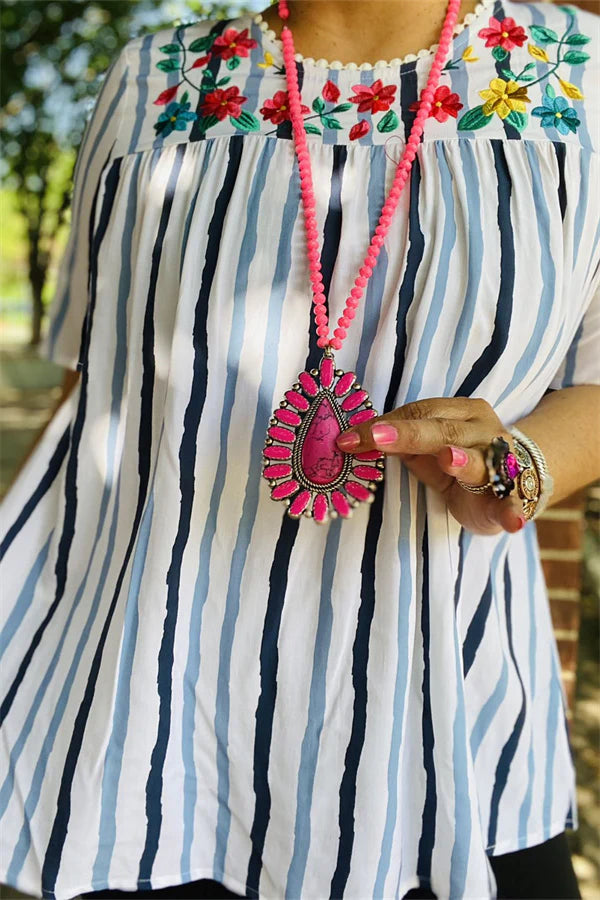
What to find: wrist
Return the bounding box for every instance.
[508,425,554,521]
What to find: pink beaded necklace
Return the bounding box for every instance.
[262,0,463,523]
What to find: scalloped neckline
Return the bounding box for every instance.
[253,0,495,71]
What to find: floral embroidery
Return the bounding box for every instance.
[260,90,310,125]
[202,85,247,120]
[154,94,197,136]
[531,83,580,134]
[457,5,589,133]
[348,79,397,114]
[211,27,256,62]
[409,85,464,123]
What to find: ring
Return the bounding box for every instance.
[456,435,521,500]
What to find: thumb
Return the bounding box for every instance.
[484,493,527,534]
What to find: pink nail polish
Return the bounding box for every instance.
[516,515,526,530]
[337,431,360,450]
[371,424,398,444]
[450,446,468,467]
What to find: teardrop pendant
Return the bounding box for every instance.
[262,352,384,523]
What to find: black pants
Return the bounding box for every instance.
[81,831,581,899]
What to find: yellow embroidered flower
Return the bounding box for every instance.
[558,78,584,100]
[258,51,274,69]
[479,78,531,119]
[461,45,479,63]
[528,44,549,63]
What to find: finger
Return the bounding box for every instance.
[336,416,488,455]
[436,444,489,487]
[483,492,527,534]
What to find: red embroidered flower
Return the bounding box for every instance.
[260,90,310,124]
[191,54,212,69]
[348,79,397,114]
[322,80,340,103]
[349,120,371,141]
[211,27,257,60]
[201,85,248,120]
[477,16,527,51]
[408,85,463,123]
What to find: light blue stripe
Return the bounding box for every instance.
[494,142,555,406]
[373,465,412,896]
[444,140,484,395]
[450,605,471,898]
[468,535,510,761]
[179,143,214,278]
[285,524,342,899]
[129,34,152,153]
[523,4,562,143]
[212,151,301,879]
[517,525,539,842]
[152,28,181,151]
[0,532,53,662]
[358,69,374,147]
[405,141,455,402]
[565,7,592,152]
[573,149,591,271]
[543,641,561,838]
[48,63,128,357]
[322,70,340,147]
[178,139,276,879]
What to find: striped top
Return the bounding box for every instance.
[2,2,599,898]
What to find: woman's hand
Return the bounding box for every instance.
[335,397,527,536]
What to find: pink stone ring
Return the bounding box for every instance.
[456,435,521,500]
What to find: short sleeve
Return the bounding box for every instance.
[548,262,600,390]
[38,46,129,370]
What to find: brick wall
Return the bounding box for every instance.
[536,487,590,719]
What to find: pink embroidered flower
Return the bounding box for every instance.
[201,86,247,120]
[477,16,527,51]
[408,85,464,123]
[348,79,397,114]
[349,119,371,141]
[211,27,257,60]
[260,90,310,125]
[322,80,341,103]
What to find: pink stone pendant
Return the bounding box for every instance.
[262,352,384,523]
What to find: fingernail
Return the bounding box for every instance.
[515,515,527,531]
[337,431,360,450]
[450,446,468,467]
[371,424,398,445]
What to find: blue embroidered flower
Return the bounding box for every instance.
[154,96,197,136]
[532,84,580,135]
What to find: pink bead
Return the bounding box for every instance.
[338,316,351,328]
[375,224,387,235]
[360,265,372,278]
[333,327,347,340]
[356,275,367,287]
[330,337,342,350]
[313,293,326,305]
[346,296,359,309]
[344,307,356,320]
[308,249,320,263]
[373,235,384,247]
[315,314,328,326]
[317,325,329,337]
[317,336,328,348]
[351,287,363,299]
[314,303,327,315]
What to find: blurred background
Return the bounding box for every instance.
[1,1,598,899]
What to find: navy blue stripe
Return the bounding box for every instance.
[189,19,231,142]
[453,528,467,611]
[456,140,514,396]
[399,62,418,142]
[493,1,521,141]
[329,483,384,898]
[138,137,243,883]
[0,425,71,561]
[0,158,120,729]
[40,148,184,895]
[553,142,567,222]
[246,144,346,895]
[416,516,437,883]
[462,573,493,678]
[487,557,527,848]
[245,516,299,895]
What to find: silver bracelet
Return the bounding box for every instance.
[509,426,555,520]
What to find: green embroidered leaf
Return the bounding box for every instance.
[519,75,536,82]
[529,24,559,44]
[226,56,241,70]
[557,5,577,13]
[321,115,343,130]
[181,91,189,104]
[376,109,399,133]
[500,68,518,80]
[312,96,325,114]
[506,109,528,131]
[199,113,219,132]
[156,58,180,72]
[189,35,215,53]
[160,43,181,55]
[201,69,216,83]
[331,102,352,113]
[564,33,591,44]
[443,60,460,71]
[230,110,260,132]
[524,62,536,71]
[457,105,493,131]
[562,50,590,65]
[216,77,231,86]
[545,83,556,99]
[304,122,322,135]
[491,45,508,62]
